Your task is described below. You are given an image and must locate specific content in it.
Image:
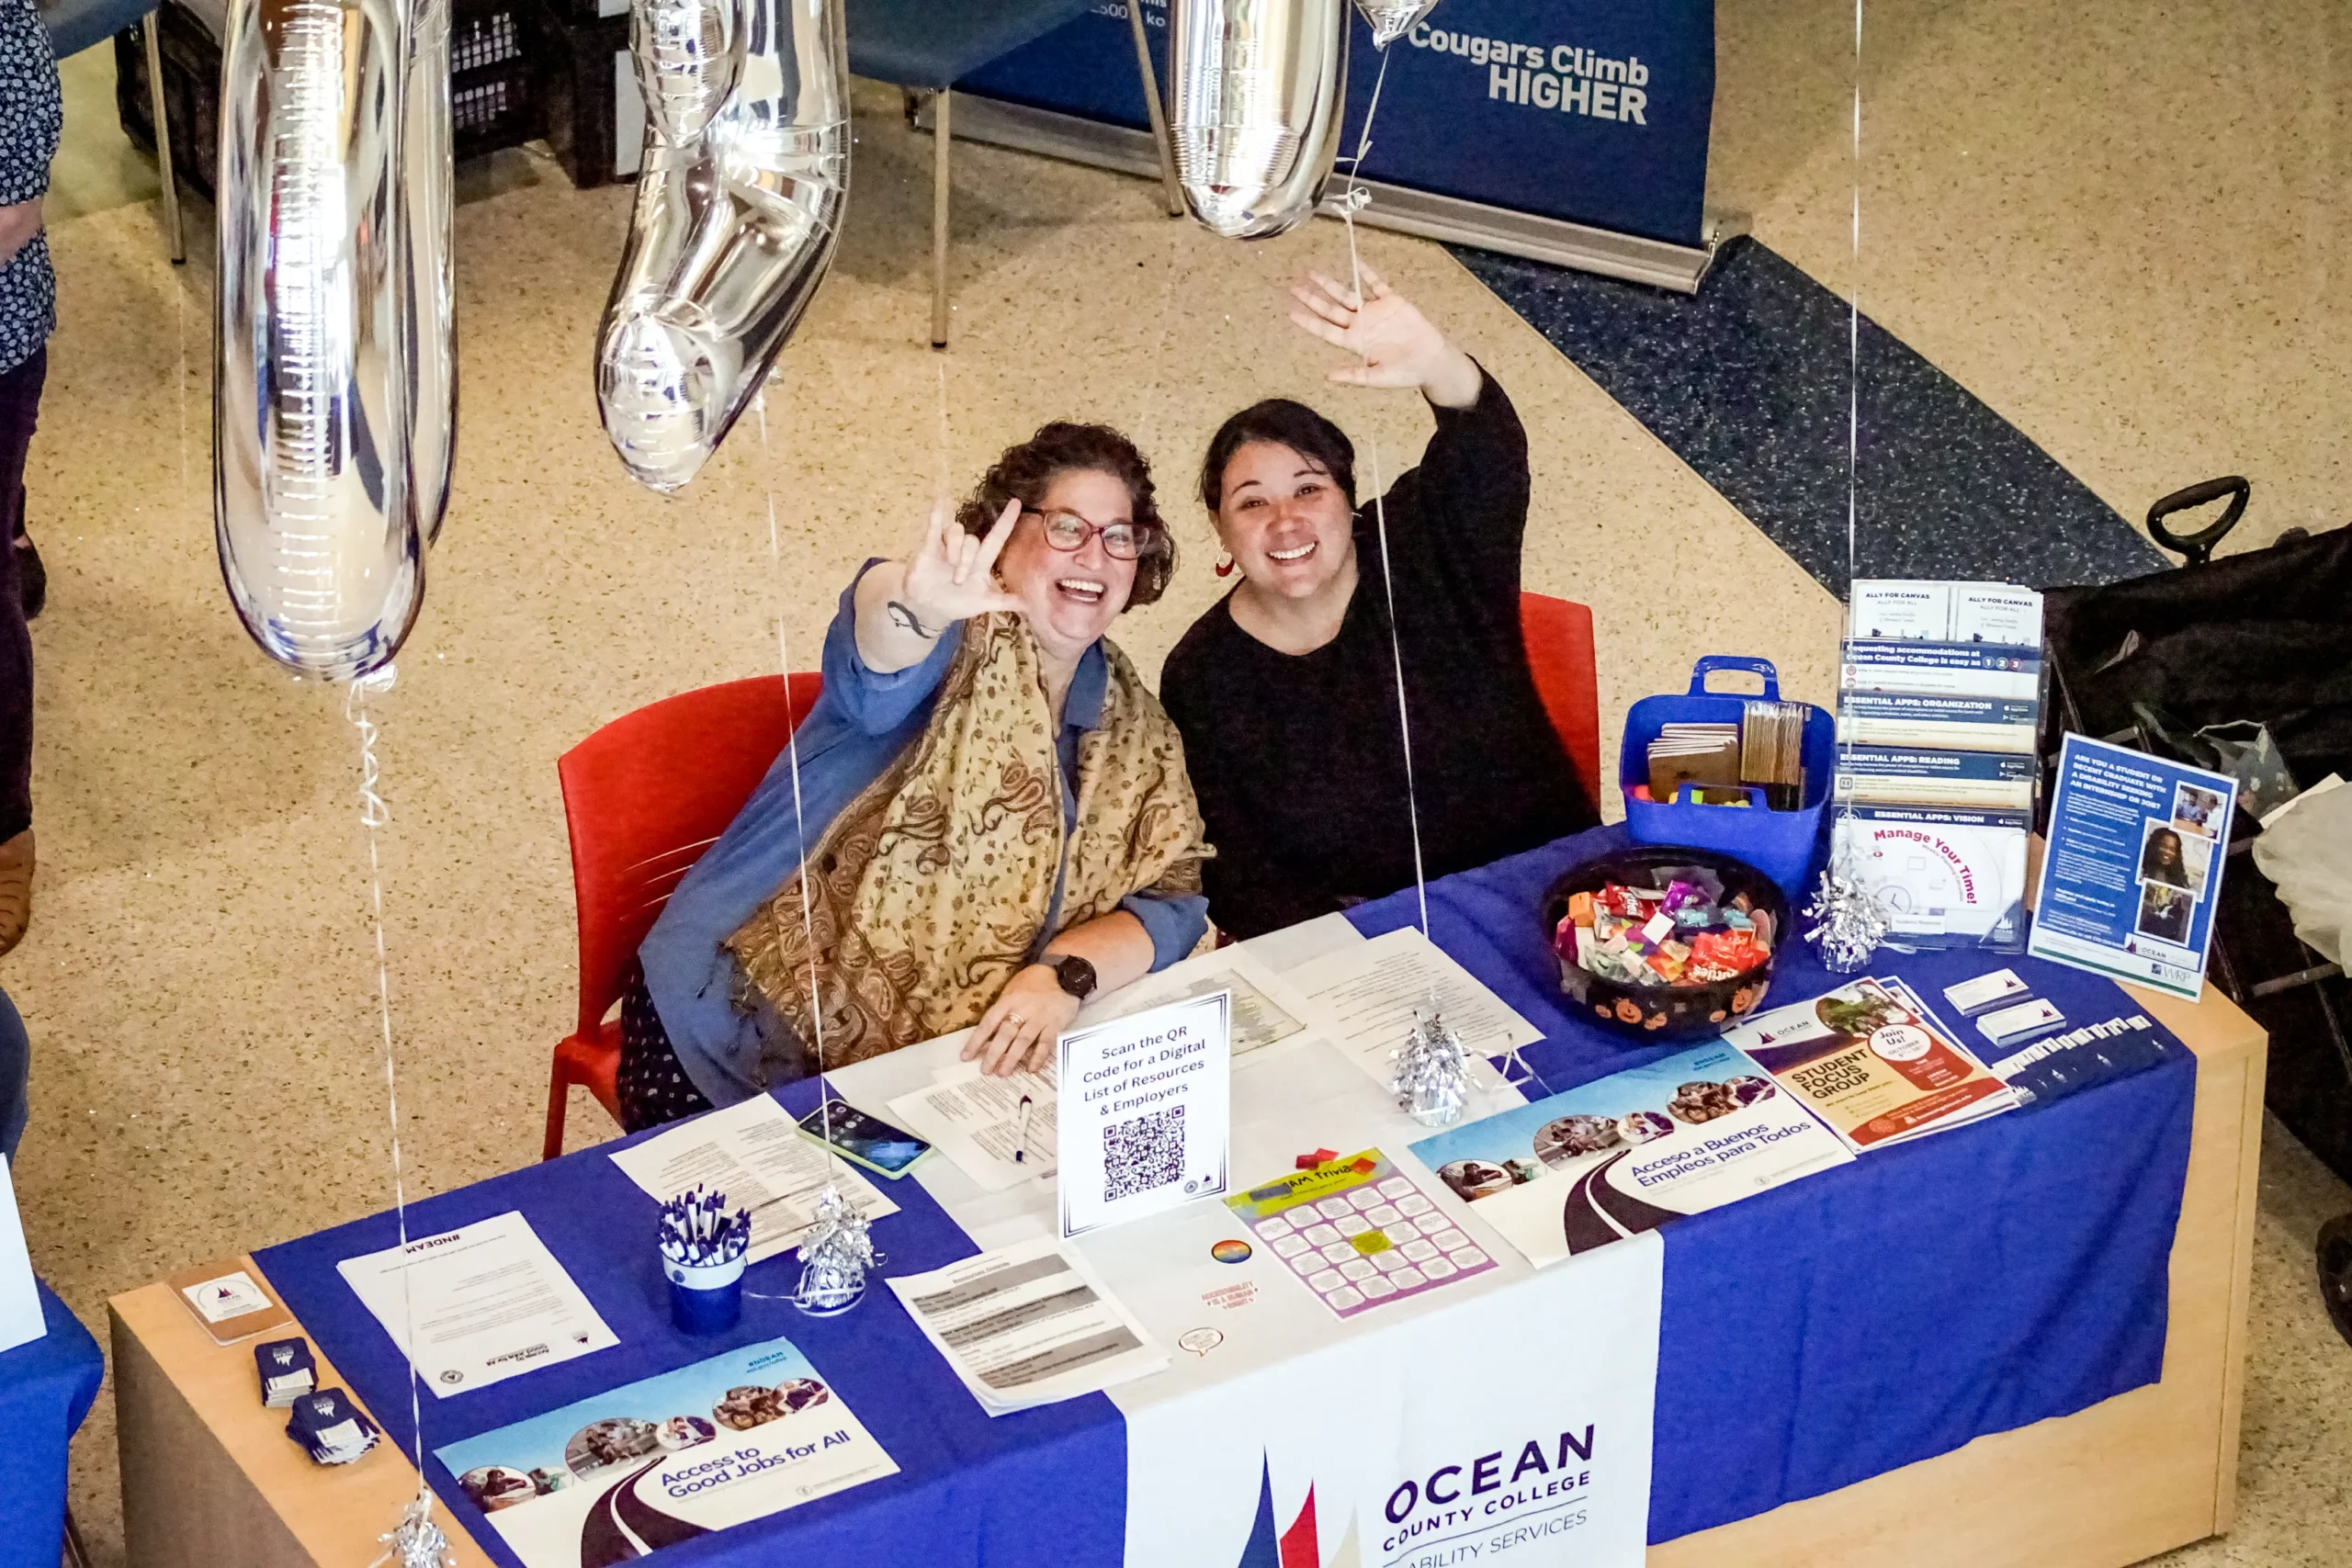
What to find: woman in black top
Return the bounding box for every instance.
[1160,266,1597,939]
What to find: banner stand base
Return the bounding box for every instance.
[918,93,1731,295]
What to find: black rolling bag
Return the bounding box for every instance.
[2039,480,2352,1342]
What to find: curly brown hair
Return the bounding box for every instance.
[954,422,1174,608]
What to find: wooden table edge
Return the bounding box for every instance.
[109,1257,498,1568]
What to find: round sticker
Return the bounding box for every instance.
[1871,1023,1932,1062]
[1210,1237,1253,1265]
[1178,1327,1224,1357]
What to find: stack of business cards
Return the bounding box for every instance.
[254,1337,317,1409]
[284,1388,379,1466]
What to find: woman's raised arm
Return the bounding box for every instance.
[853,498,1023,672]
[1286,265,1482,410]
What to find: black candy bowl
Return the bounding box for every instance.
[1542,844,1791,1044]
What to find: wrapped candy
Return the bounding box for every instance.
[1560,876,1775,990]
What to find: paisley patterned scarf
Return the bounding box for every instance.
[725,613,1210,1068]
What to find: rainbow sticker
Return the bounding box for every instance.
[1209,1238,1252,1265]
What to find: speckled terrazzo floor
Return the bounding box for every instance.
[15,0,2352,1561]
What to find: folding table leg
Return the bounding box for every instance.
[931,88,952,349]
[141,11,187,265]
[62,1506,93,1568]
[1125,0,1184,217]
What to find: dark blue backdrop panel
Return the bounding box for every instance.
[959,0,1715,247]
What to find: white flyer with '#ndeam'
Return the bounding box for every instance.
[1057,990,1231,1240]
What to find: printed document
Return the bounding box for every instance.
[888,1060,1058,1193]
[337,1211,618,1396]
[608,1093,898,1264]
[887,1235,1166,1415]
[1284,926,1542,1088]
[1082,944,1329,1063]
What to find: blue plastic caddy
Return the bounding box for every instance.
[1619,655,1834,897]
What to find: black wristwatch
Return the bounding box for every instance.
[1042,953,1098,1000]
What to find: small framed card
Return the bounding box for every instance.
[169,1258,293,1346]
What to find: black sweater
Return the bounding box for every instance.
[1161,374,1597,939]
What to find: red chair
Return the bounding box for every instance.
[543,674,825,1160]
[1521,592,1603,810]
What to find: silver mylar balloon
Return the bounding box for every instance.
[596,0,850,492]
[1354,0,1439,50]
[1168,0,1350,239]
[404,0,458,547]
[214,0,454,680]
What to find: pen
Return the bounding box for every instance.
[1014,1094,1033,1165]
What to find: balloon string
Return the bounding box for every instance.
[345,672,428,1483]
[1847,0,1860,592]
[1835,0,1861,849]
[1333,49,1429,942]
[752,393,840,1180]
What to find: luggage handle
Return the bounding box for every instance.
[2146,476,2249,566]
[1685,655,1781,701]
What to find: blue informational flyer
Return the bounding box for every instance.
[434,1337,896,1568]
[1407,1042,1851,1267]
[2028,736,2238,999]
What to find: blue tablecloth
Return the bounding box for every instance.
[256,825,2194,1563]
[1347,824,2196,1540]
[0,1281,106,1568]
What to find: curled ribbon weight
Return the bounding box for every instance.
[595,0,852,492]
[214,0,453,681]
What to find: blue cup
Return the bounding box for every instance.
[664,1253,746,1335]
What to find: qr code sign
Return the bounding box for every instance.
[1103,1105,1187,1202]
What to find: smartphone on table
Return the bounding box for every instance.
[795,1098,933,1179]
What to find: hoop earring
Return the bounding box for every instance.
[1215,552,1237,579]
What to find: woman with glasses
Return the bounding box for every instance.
[618,423,1212,1130]
[1160,266,1597,940]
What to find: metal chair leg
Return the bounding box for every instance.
[1125,0,1184,217]
[141,11,186,265]
[62,1506,93,1568]
[930,88,951,349]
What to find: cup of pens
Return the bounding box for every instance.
[659,1186,752,1336]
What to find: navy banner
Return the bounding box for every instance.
[959,0,1715,248]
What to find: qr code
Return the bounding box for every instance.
[1103,1105,1187,1201]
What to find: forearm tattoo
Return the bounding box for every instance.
[886,600,937,639]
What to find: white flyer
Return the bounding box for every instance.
[608,1092,898,1263]
[1848,580,1953,641]
[888,1060,1057,1193]
[336,1212,619,1397]
[1083,944,1329,1064]
[1284,926,1542,1089]
[886,1235,1167,1415]
[0,1156,41,1355]
[1058,990,1232,1239]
